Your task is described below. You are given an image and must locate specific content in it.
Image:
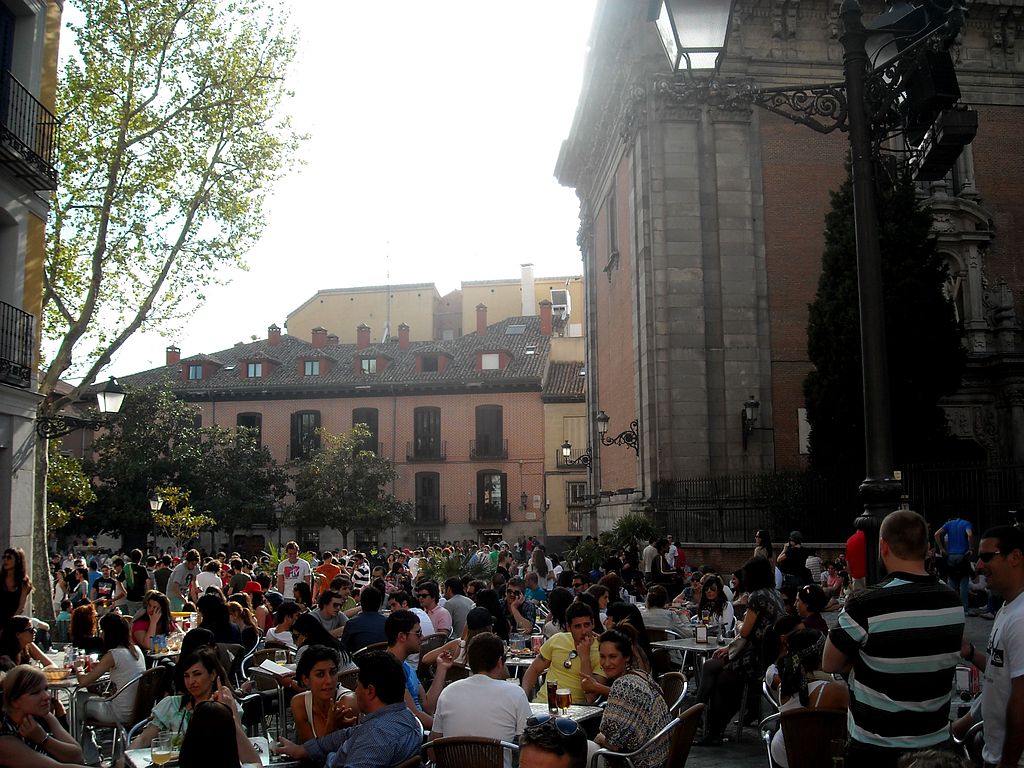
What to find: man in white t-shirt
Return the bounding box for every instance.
[431,632,532,768]
[960,525,1024,768]
[168,550,201,611]
[641,539,658,574]
[276,541,311,596]
[666,535,678,570]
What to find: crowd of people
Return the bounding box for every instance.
[0,512,1018,768]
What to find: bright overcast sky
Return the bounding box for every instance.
[99,1,598,379]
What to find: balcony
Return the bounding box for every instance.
[469,502,510,525]
[469,438,508,460]
[407,439,447,462]
[556,447,592,468]
[0,301,33,389]
[414,504,445,526]
[356,440,384,456]
[0,71,59,190]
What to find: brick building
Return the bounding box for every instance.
[554,0,1024,533]
[119,301,588,551]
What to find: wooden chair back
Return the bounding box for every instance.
[428,736,517,768]
[444,663,471,685]
[658,671,688,715]
[339,667,360,692]
[781,708,847,768]
[130,666,172,726]
[353,641,388,658]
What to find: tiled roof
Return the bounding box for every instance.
[118,316,552,398]
[542,361,586,402]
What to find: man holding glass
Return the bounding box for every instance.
[521,603,605,705]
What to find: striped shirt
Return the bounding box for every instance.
[828,571,964,750]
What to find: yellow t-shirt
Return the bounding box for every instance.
[533,632,602,705]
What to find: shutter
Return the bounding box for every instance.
[290,412,300,459]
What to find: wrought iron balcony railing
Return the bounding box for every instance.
[415,504,445,525]
[0,71,59,190]
[0,301,33,388]
[407,439,447,462]
[469,438,508,460]
[469,502,510,525]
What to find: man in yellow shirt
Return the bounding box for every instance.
[521,603,606,704]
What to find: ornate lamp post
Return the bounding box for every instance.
[595,410,640,455]
[36,377,127,439]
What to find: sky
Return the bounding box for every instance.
[99,1,599,379]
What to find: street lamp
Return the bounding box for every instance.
[650,0,969,582]
[595,410,640,455]
[36,377,127,439]
[148,492,164,513]
[561,439,592,467]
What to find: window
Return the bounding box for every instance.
[290,410,321,459]
[473,405,504,459]
[476,471,507,521]
[304,360,320,376]
[247,362,262,378]
[361,358,377,374]
[412,407,442,459]
[236,412,262,446]
[603,189,620,280]
[567,482,587,507]
[296,528,320,554]
[421,355,438,372]
[505,324,526,335]
[481,353,500,370]
[352,408,379,453]
[415,472,440,523]
[188,364,203,380]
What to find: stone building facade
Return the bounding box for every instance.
[555,0,1024,531]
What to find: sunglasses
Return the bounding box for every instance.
[563,650,579,669]
[508,591,522,598]
[416,593,430,599]
[977,551,1003,563]
[527,713,579,736]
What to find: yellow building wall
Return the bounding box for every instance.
[543,402,588,537]
[548,336,584,363]
[462,276,586,333]
[286,286,438,344]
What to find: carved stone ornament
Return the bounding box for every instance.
[618,83,647,144]
[944,405,998,455]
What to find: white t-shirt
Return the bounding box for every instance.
[982,593,1024,766]
[432,674,532,768]
[666,544,678,569]
[108,647,147,723]
[196,571,223,592]
[277,558,311,595]
[641,544,658,573]
[771,680,830,768]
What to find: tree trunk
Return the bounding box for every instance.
[32,435,56,623]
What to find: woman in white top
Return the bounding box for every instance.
[769,629,848,768]
[695,574,735,634]
[290,645,356,742]
[75,613,147,728]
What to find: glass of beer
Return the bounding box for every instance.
[151,734,172,766]
[556,688,572,714]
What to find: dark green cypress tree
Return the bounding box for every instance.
[804,166,965,474]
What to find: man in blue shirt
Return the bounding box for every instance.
[275,651,421,768]
[935,515,975,612]
[341,585,388,654]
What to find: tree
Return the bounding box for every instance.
[292,426,414,548]
[46,443,96,532]
[151,485,216,551]
[32,0,301,619]
[804,166,965,474]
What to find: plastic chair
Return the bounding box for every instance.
[658,671,689,715]
[780,708,847,768]
[667,703,704,767]
[427,736,519,768]
[590,714,683,768]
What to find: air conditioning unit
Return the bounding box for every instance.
[551,288,571,319]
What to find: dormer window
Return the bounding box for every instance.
[304,360,320,376]
[188,364,203,380]
[481,353,500,370]
[247,362,263,378]
[361,358,377,374]
[421,355,438,372]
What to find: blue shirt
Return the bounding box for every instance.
[303,702,422,768]
[402,660,421,708]
[941,518,973,556]
[341,612,387,654]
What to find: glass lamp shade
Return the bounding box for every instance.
[655,0,734,73]
[94,377,127,415]
[596,410,611,435]
[148,493,164,512]
[561,440,572,458]
[743,398,760,424]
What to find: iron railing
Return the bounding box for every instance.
[0,70,59,190]
[407,439,446,462]
[653,464,1024,543]
[469,438,508,460]
[0,301,33,388]
[556,448,591,468]
[415,503,445,525]
[469,502,510,525]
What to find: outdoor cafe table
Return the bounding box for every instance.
[650,637,724,687]
[125,740,301,768]
[529,702,604,724]
[44,669,110,741]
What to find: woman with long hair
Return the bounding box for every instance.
[603,602,654,671]
[75,613,146,729]
[67,567,90,607]
[697,574,736,634]
[290,613,352,670]
[69,604,104,654]
[226,596,261,651]
[473,589,510,641]
[592,626,672,768]
[51,569,69,615]
[0,616,55,668]
[196,594,241,644]
[290,645,356,743]
[132,590,177,651]
[0,665,85,766]
[530,548,554,591]
[0,548,33,626]
[794,584,829,633]
[292,581,313,611]
[754,530,775,565]
[177,700,260,768]
[695,556,784,746]
[542,587,574,638]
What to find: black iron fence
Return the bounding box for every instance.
[654,464,1024,543]
[0,70,59,189]
[469,438,508,460]
[0,300,33,388]
[469,502,510,525]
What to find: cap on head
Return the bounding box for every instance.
[789,531,803,543]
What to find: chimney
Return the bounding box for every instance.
[356,324,371,350]
[311,327,328,348]
[539,300,553,336]
[166,345,180,365]
[268,324,281,346]
[398,323,410,350]
[521,263,536,316]
[327,334,339,346]
[476,304,488,337]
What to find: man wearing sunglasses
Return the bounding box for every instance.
[521,602,605,706]
[823,509,964,768]
[959,525,1024,768]
[519,713,588,768]
[503,576,537,634]
[385,610,445,732]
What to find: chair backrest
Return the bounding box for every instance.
[650,646,676,677]
[418,633,451,675]
[762,679,780,713]
[429,736,516,768]
[130,666,173,726]
[658,671,688,715]
[668,703,704,767]
[339,667,360,692]
[390,756,422,768]
[647,628,668,643]
[444,663,471,686]
[353,641,389,658]
[54,619,70,644]
[781,708,848,768]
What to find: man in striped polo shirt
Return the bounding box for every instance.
[824,509,964,768]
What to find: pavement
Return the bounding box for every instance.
[681,612,993,768]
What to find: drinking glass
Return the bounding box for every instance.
[151,734,172,766]
[274,649,287,666]
[556,688,571,715]
[266,726,281,754]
